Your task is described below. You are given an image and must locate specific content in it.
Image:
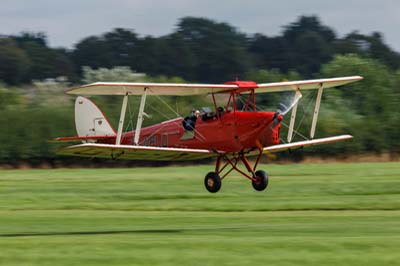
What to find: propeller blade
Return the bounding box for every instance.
[279,90,302,116]
[272,85,302,128]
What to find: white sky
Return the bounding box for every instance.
[1,0,399,51]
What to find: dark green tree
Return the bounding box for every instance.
[249,16,336,78]
[12,32,75,82]
[248,34,288,71]
[174,17,251,82]
[282,16,335,77]
[72,28,141,75]
[0,38,31,84]
[321,54,396,152]
[335,31,400,69]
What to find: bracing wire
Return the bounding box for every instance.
[251,90,317,142]
[133,95,208,144]
[154,95,208,143]
[155,95,182,118]
[124,97,135,132]
[280,121,309,141]
[294,90,317,139]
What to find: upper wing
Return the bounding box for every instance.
[66,82,237,96]
[263,135,353,153]
[65,76,362,96]
[57,143,221,161]
[256,76,363,93]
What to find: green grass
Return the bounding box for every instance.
[0,162,400,265]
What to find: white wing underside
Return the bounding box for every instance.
[57,143,221,161]
[263,135,353,153]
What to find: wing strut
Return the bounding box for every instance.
[310,83,324,139]
[287,88,302,143]
[116,93,129,145]
[134,88,147,145]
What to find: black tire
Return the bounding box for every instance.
[204,172,221,193]
[252,170,269,191]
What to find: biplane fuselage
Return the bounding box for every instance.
[101,111,281,152]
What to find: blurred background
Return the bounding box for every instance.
[1,1,399,166]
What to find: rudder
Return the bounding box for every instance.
[75,96,116,139]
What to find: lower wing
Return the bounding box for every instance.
[57,135,352,161]
[57,143,221,161]
[263,135,353,153]
[52,135,116,142]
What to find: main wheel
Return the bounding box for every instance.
[252,170,269,191]
[204,172,221,193]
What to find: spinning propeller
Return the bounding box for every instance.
[272,87,302,126]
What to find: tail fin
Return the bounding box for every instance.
[75,96,116,138]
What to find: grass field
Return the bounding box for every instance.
[0,162,400,265]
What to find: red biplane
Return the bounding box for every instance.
[55,76,362,192]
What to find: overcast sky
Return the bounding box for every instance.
[1,0,399,51]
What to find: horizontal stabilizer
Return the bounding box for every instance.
[57,143,220,161]
[264,135,353,153]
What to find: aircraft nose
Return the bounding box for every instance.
[271,112,283,126]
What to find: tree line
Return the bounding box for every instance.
[1,16,400,85]
[1,15,400,165]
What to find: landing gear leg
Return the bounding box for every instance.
[205,151,269,192]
